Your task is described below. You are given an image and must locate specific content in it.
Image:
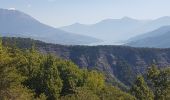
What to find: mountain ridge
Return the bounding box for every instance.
[61,16,170,45]
[0,8,101,45]
[60,17,146,42]
[127,25,170,48]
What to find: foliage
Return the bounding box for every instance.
[60,87,100,100]
[82,70,105,93]
[130,75,154,100]
[99,86,136,100]
[147,65,170,100]
[0,40,36,100]
[0,41,136,100]
[131,65,170,100]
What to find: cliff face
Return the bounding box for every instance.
[39,45,170,86]
[3,37,170,86]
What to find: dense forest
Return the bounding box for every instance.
[0,37,170,100]
[3,37,170,88]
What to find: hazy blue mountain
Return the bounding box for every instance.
[61,17,147,43]
[126,25,170,48]
[130,16,170,36]
[61,16,170,44]
[0,8,101,45]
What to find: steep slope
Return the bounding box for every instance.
[127,26,170,48]
[3,37,170,87]
[0,8,101,45]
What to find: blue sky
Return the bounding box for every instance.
[1,0,170,27]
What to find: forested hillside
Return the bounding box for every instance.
[0,38,135,100]
[3,37,170,88]
[1,37,170,100]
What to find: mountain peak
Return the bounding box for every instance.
[122,16,132,20]
[0,8,28,17]
[72,22,82,25]
[0,8,100,45]
[121,17,138,21]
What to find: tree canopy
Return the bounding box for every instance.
[0,41,135,100]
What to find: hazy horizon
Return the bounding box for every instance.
[1,0,170,27]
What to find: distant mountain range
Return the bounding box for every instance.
[126,25,170,48]
[1,8,170,47]
[60,16,170,45]
[0,8,101,45]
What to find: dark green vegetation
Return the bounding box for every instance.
[1,37,170,100]
[3,37,170,88]
[131,65,170,100]
[0,38,135,100]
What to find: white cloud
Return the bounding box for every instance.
[8,8,16,10]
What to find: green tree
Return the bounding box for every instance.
[131,75,154,100]
[82,70,105,93]
[38,54,63,99]
[147,65,170,100]
[60,87,100,100]
[100,85,136,100]
[0,43,36,100]
[23,54,63,100]
[57,61,82,96]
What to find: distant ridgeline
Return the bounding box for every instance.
[0,37,170,100]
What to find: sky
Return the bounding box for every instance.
[1,0,170,27]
